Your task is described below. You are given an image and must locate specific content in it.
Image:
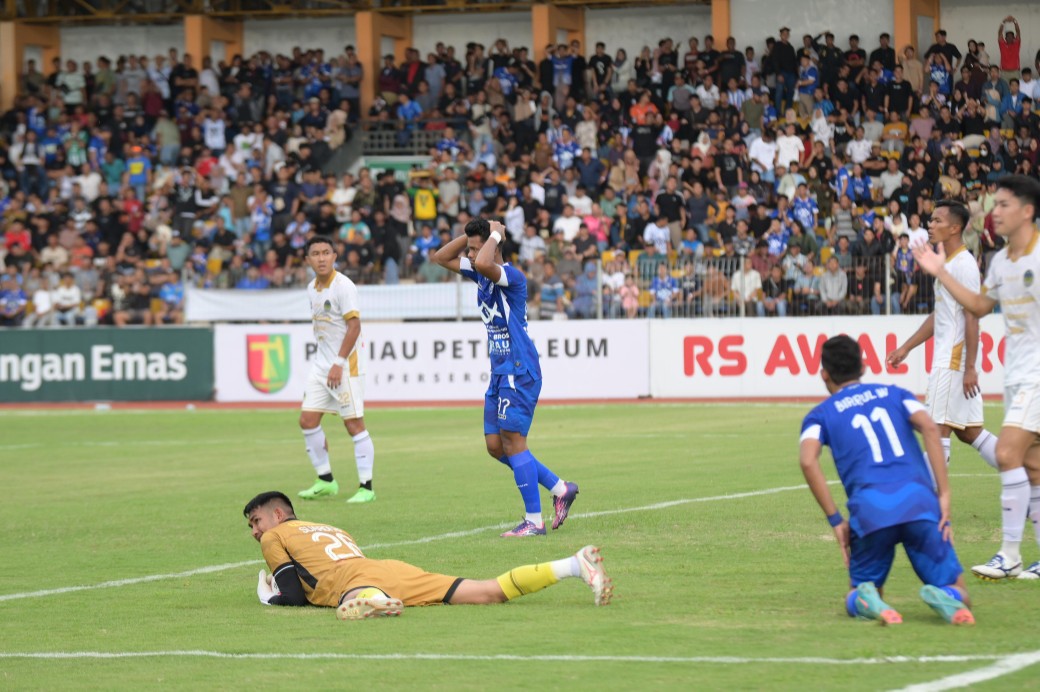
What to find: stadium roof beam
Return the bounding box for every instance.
[4,0,709,22]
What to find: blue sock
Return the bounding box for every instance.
[535,461,560,490]
[508,450,541,514]
[845,590,859,618]
[939,586,963,603]
[497,455,512,468]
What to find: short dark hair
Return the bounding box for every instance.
[304,235,336,254]
[934,199,970,231]
[465,218,491,241]
[996,175,1040,219]
[243,491,295,518]
[821,335,863,386]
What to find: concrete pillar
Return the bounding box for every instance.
[183,15,243,65]
[712,0,730,44]
[894,0,941,54]
[532,4,585,65]
[355,10,413,117]
[0,21,60,111]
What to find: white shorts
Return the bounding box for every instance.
[925,367,984,430]
[1003,382,1040,433]
[302,370,365,420]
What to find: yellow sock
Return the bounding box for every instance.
[496,562,560,601]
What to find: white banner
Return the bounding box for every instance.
[648,316,1008,399]
[214,321,650,403]
[186,283,480,322]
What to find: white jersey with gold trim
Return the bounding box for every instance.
[308,271,363,377]
[983,232,1040,387]
[932,246,979,371]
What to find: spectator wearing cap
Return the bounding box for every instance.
[795,53,818,118]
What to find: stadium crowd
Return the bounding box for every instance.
[1,18,1040,326]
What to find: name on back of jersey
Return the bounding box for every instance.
[833,386,889,413]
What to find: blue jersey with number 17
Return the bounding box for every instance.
[800,382,939,537]
[459,257,542,379]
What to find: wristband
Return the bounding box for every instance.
[489,230,503,244]
[827,511,843,527]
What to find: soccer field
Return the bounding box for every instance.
[1,403,1037,690]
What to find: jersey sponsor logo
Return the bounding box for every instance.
[1024,270,1034,288]
[478,300,503,325]
[247,334,290,393]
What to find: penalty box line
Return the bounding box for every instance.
[0,651,1030,666]
[0,482,819,603]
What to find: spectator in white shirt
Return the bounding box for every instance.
[643,214,672,253]
[775,123,804,169]
[552,204,582,241]
[845,126,873,164]
[569,185,594,215]
[748,128,778,182]
[25,286,54,327]
[695,74,720,110]
[52,273,95,326]
[519,224,547,264]
[1019,68,1040,100]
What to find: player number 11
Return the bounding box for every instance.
[851,407,905,462]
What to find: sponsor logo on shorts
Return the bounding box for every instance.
[247,334,290,393]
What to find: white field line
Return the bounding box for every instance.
[0,651,1018,665]
[891,651,1040,691]
[0,482,824,603]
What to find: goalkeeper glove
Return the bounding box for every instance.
[257,569,279,605]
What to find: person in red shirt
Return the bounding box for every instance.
[998,16,1022,80]
[3,221,31,253]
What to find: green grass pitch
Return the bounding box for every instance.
[1,403,1038,690]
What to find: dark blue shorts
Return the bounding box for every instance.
[483,372,541,437]
[848,520,963,588]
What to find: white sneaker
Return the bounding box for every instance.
[971,552,1023,581]
[336,592,404,621]
[576,545,613,606]
[1017,561,1040,580]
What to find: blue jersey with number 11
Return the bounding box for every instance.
[459,257,542,379]
[800,383,938,537]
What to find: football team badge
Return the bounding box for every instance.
[1024,270,1034,288]
[247,334,290,393]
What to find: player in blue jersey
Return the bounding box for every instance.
[432,218,580,537]
[799,335,974,625]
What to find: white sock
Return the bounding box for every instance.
[1000,467,1030,561]
[549,479,567,497]
[970,430,999,469]
[941,437,951,465]
[549,556,581,580]
[525,512,544,526]
[302,426,331,477]
[352,430,374,484]
[1030,486,1040,549]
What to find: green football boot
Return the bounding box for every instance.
[346,487,376,504]
[298,479,339,499]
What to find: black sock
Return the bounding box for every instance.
[319,473,334,482]
[360,480,372,490]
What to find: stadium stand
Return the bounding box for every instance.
[1,8,1039,325]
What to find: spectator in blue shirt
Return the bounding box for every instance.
[553,127,581,170]
[396,92,423,146]
[648,263,678,318]
[0,276,28,327]
[796,54,819,117]
[236,266,270,290]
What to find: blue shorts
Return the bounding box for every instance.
[848,520,963,588]
[483,372,541,437]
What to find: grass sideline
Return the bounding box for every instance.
[1,404,1038,690]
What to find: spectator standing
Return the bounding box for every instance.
[997,16,1022,82]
